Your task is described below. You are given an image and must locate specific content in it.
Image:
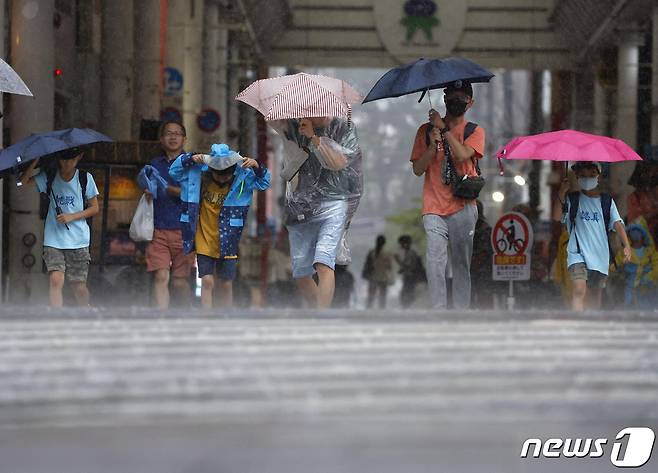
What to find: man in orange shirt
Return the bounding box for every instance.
[410,81,485,309]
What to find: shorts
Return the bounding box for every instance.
[43,246,90,282]
[197,254,238,280]
[568,263,607,289]
[287,200,348,279]
[146,229,195,278]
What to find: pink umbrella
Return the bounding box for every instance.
[236,72,361,121]
[495,129,642,174]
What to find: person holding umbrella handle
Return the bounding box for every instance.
[409,81,486,310]
[20,154,100,307]
[51,185,69,230]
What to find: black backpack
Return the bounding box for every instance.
[39,167,92,228]
[565,191,616,267]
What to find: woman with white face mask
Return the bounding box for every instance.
[558,162,632,311]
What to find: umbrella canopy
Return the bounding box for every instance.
[362,57,494,104]
[495,130,643,163]
[0,128,113,175]
[0,58,33,96]
[236,72,361,121]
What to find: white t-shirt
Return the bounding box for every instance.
[563,193,622,275]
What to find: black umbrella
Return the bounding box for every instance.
[0,128,113,177]
[362,57,494,104]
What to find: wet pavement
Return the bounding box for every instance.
[0,307,657,472]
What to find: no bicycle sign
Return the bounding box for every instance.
[491,211,534,281]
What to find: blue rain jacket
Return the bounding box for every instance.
[169,153,271,256]
[137,165,169,197]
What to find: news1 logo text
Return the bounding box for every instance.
[521,427,655,468]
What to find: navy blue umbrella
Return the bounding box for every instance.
[362,57,494,104]
[0,128,113,175]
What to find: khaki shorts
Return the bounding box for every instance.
[568,263,607,289]
[145,229,195,278]
[43,246,90,282]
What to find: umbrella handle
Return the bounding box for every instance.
[51,188,70,230]
[13,156,23,187]
[54,204,70,231]
[498,157,505,176]
[424,90,441,152]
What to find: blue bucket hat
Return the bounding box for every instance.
[205,143,244,171]
[627,223,649,246]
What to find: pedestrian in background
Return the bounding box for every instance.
[613,222,658,309]
[470,201,493,309]
[333,264,355,308]
[395,235,424,308]
[238,234,266,308]
[363,235,393,309]
[627,162,658,238]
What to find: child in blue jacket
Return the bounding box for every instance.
[170,144,271,309]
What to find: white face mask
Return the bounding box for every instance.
[578,177,598,191]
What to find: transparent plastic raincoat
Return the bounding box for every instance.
[270,117,363,264]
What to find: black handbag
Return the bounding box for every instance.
[427,121,485,200]
[452,160,485,200]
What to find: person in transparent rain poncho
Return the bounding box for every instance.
[270,116,363,308]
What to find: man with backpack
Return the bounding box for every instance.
[559,161,631,311]
[20,153,99,307]
[409,81,485,310]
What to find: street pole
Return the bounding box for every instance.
[9,0,55,304]
[528,71,543,218]
[256,65,269,294]
[101,0,134,140]
[134,0,162,139]
[613,28,641,217]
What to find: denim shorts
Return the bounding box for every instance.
[197,254,238,280]
[287,200,348,278]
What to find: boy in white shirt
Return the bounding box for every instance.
[559,162,631,311]
[21,153,100,307]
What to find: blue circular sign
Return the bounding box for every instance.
[164,67,183,97]
[160,107,182,123]
[197,109,221,133]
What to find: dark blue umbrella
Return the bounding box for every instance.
[362,57,494,104]
[0,127,113,175]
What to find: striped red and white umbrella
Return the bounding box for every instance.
[236,73,361,121]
